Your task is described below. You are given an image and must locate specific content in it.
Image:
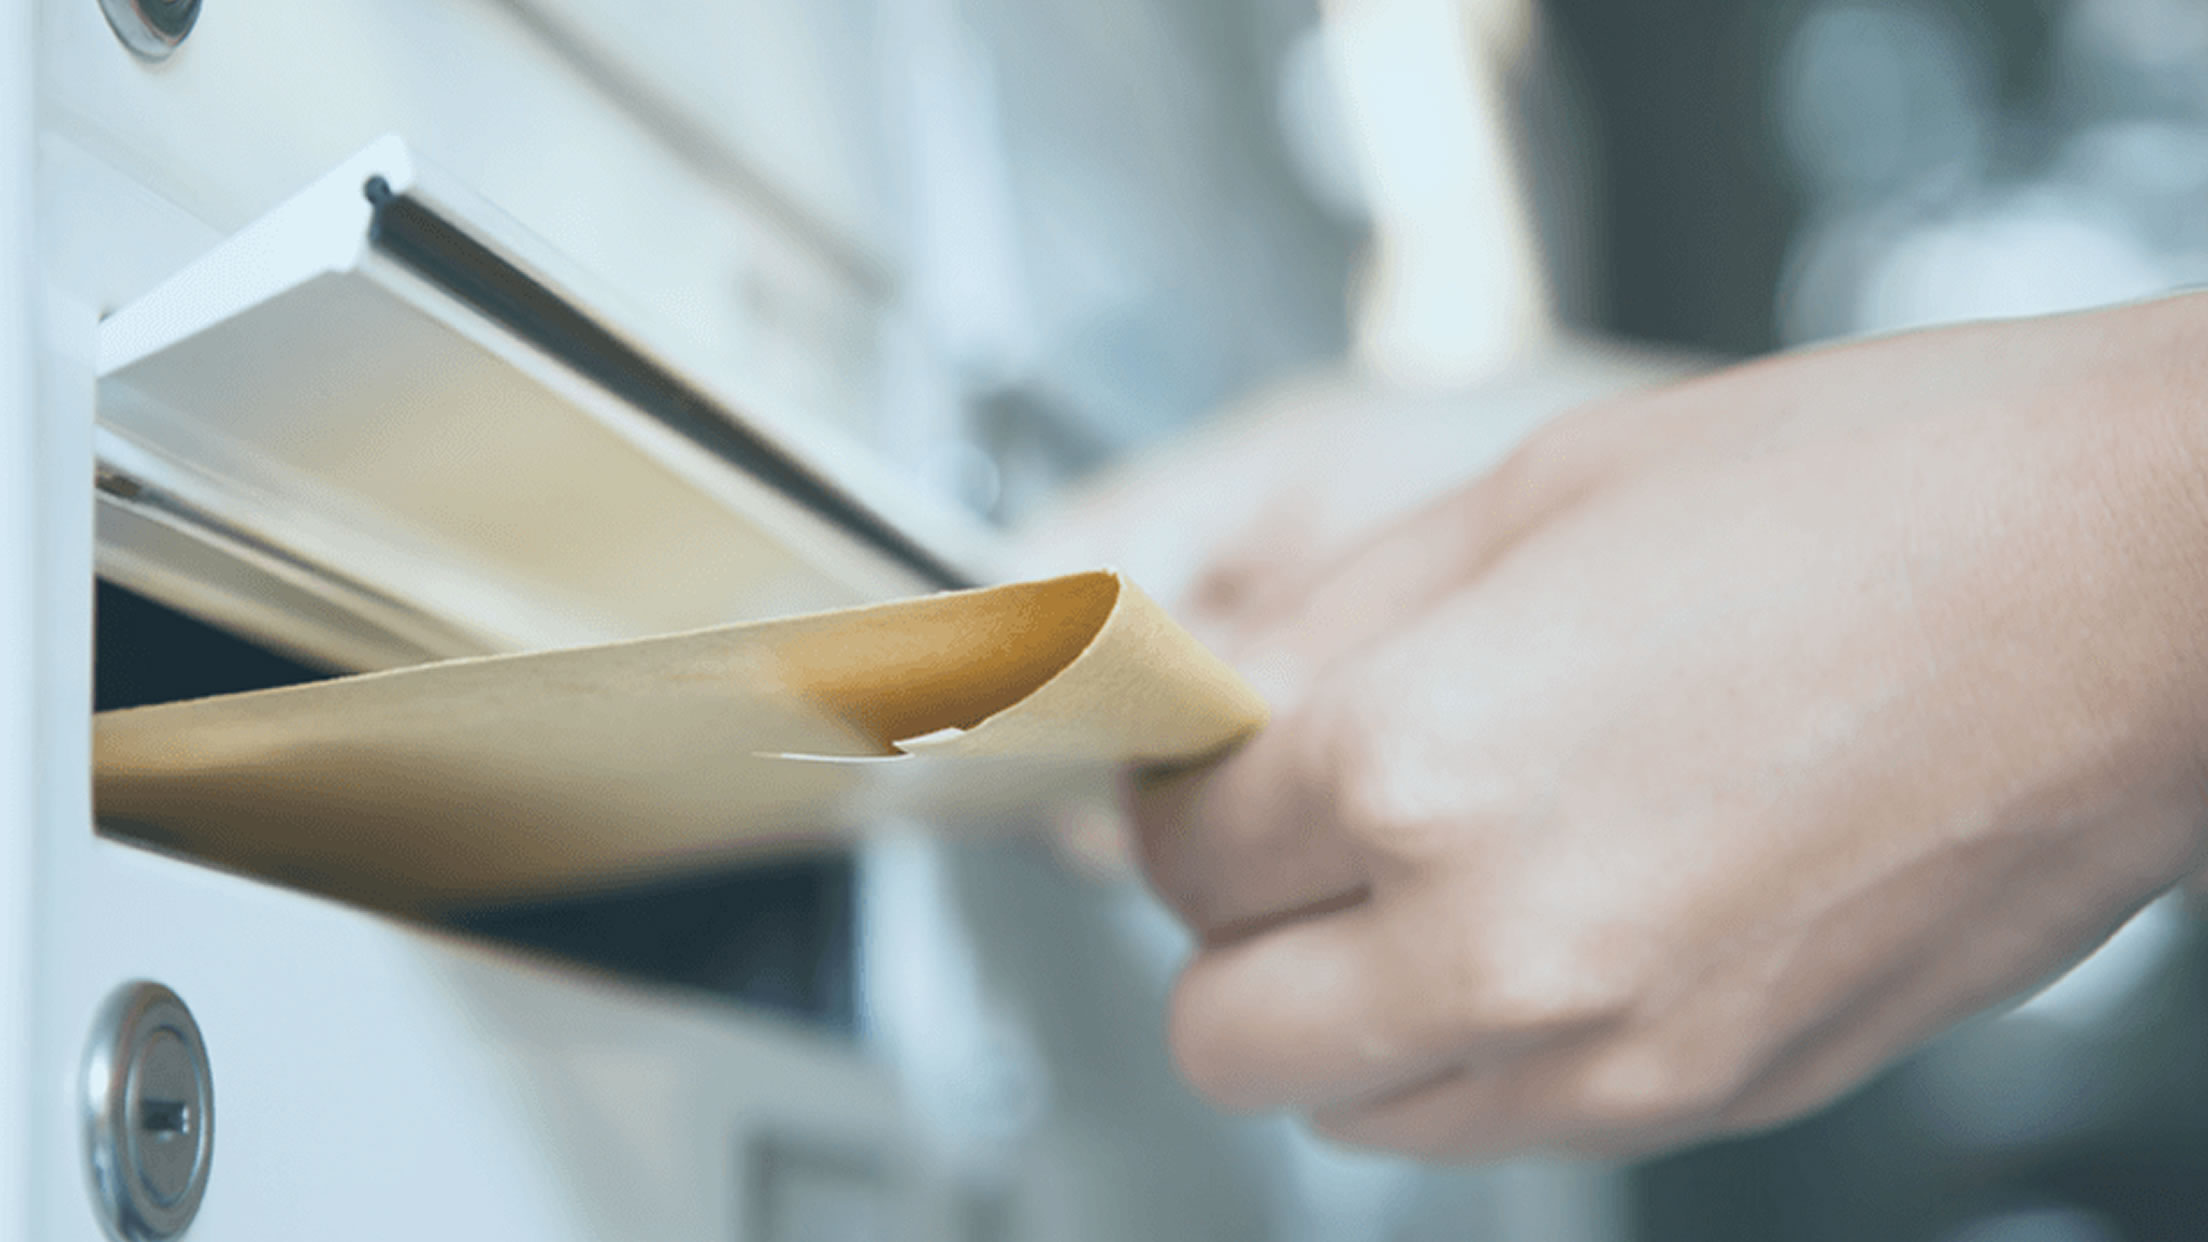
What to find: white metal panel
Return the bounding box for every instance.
[495,0,894,270]
[41,0,899,447]
[40,844,939,1241]
[0,0,35,1236]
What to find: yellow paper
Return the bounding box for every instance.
[93,571,1266,910]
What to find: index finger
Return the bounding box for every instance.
[1131,708,1368,941]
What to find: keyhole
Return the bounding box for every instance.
[128,1029,207,1206]
[140,1098,191,1137]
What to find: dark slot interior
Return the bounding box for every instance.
[94,580,332,711]
[94,580,855,1030]
[449,864,854,1031]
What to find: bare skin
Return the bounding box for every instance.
[1125,295,2208,1159]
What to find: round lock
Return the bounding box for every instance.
[84,982,214,1241]
[97,0,201,61]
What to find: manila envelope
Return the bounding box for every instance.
[93,571,1266,912]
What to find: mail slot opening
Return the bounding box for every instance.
[92,579,858,1028]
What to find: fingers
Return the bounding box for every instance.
[1132,401,1672,1132]
[1166,879,1618,1116]
[1228,398,1642,679]
[1167,899,1470,1112]
[1130,455,1580,939]
[1131,703,1369,939]
[1309,1067,1536,1160]
[1180,495,1327,643]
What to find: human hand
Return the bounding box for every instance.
[1015,342,1692,878]
[1135,296,2208,1159]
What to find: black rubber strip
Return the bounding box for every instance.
[362,176,968,590]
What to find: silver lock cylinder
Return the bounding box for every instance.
[97,0,201,61]
[84,982,214,1241]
